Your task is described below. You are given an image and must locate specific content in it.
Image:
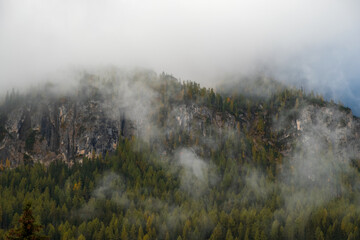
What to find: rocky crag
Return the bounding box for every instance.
[1,70,359,167]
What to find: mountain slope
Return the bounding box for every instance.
[1,70,360,239]
[0,71,358,169]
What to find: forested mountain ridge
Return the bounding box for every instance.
[1,69,360,239]
[0,70,358,168]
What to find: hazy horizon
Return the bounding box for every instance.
[1,0,359,113]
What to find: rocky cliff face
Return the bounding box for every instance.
[276,104,360,158]
[1,72,360,167]
[0,74,140,166]
[0,99,237,166]
[1,95,124,165]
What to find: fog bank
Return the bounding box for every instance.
[0,0,359,112]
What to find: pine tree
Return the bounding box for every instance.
[121,224,129,240]
[210,223,223,240]
[5,203,48,240]
[137,226,144,240]
[226,229,234,240]
[77,234,86,240]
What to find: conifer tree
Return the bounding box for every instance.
[5,203,48,240]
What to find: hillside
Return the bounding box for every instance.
[1,70,360,239]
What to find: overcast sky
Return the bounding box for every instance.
[0,0,359,112]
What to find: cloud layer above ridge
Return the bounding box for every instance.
[0,0,359,112]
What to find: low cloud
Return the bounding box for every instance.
[0,0,359,112]
[175,148,219,197]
